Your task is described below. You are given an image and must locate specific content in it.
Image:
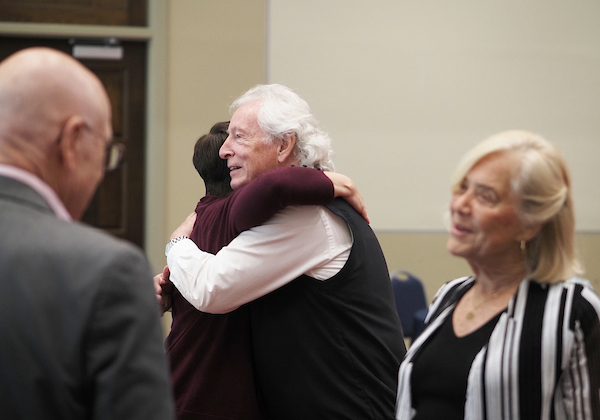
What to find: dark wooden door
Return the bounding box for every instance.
[0,37,147,248]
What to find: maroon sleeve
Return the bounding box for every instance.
[229,166,334,232]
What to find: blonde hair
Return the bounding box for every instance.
[451,130,583,283]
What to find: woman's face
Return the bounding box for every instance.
[447,152,528,267]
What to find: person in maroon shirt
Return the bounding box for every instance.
[161,121,366,420]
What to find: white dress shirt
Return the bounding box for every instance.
[167,205,353,314]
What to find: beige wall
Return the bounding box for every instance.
[269,1,600,233]
[147,0,266,271]
[162,0,266,248]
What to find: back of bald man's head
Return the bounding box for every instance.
[0,47,110,162]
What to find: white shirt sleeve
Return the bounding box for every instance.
[167,205,352,314]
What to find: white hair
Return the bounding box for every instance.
[230,84,335,171]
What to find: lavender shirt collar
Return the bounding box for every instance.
[0,164,72,221]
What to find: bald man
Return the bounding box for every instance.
[0,48,174,419]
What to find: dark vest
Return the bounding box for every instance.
[250,198,406,420]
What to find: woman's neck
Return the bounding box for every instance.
[469,260,526,295]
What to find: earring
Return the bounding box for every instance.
[520,240,526,252]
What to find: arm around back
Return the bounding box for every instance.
[229,166,370,230]
[168,167,367,242]
[229,166,334,232]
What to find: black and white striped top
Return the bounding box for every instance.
[396,276,600,420]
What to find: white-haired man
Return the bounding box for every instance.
[162,84,405,419]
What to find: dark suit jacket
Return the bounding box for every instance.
[0,175,174,420]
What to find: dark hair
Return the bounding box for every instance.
[192,121,232,197]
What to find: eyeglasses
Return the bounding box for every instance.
[79,122,125,172]
[105,142,126,172]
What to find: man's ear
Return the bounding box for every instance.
[277,132,296,163]
[57,116,86,171]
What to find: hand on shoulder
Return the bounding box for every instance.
[323,171,370,223]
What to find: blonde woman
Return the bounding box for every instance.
[396,131,600,420]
